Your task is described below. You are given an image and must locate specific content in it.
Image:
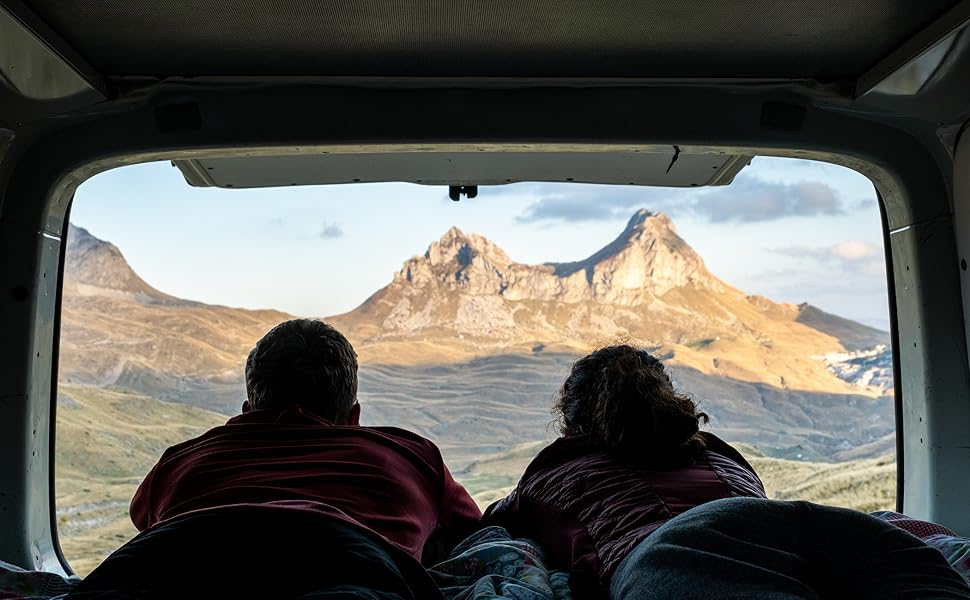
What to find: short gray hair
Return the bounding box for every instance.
[245,319,358,423]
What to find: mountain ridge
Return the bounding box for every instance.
[386,209,725,306]
[59,212,894,460]
[327,211,888,398]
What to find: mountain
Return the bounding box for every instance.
[54,216,899,575]
[60,225,292,413]
[329,210,880,396]
[59,216,894,463]
[64,225,181,304]
[795,303,889,351]
[334,210,729,343]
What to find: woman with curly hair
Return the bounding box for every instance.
[484,345,969,599]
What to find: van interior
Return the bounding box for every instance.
[1,0,969,584]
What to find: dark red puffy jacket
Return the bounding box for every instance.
[483,432,766,597]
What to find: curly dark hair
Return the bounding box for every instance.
[554,345,709,464]
[245,319,358,423]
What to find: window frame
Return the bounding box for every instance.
[0,83,966,574]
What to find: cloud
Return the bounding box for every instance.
[319,221,344,239]
[830,240,879,261]
[510,177,846,224]
[693,179,843,223]
[514,184,685,223]
[850,197,880,211]
[771,241,885,276]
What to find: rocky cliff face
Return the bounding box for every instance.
[395,210,723,304]
[337,210,776,345]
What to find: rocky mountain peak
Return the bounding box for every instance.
[629,208,673,230]
[64,224,178,304]
[382,209,726,325]
[425,226,512,269]
[620,209,680,250]
[545,209,720,300]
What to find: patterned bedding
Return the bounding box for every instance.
[429,526,572,600]
[871,511,970,586]
[1,526,572,600]
[0,561,74,600]
[3,514,966,599]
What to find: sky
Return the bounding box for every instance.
[70,156,891,331]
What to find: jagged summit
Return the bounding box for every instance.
[391,209,721,305]
[424,226,512,270]
[338,209,766,343]
[629,208,669,228]
[547,210,716,298]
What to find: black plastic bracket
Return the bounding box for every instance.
[449,185,478,201]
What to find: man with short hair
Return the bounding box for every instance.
[69,319,481,599]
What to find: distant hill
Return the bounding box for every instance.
[796,303,889,351]
[64,225,181,304]
[60,225,292,414]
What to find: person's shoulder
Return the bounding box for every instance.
[363,426,438,449]
[156,421,233,460]
[700,432,748,464]
[530,435,602,466]
[360,426,448,470]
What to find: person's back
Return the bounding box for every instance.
[486,345,970,600]
[69,319,480,600]
[132,405,478,560]
[484,345,765,594]
[488,431,764,584]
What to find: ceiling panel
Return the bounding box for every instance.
[22,0,960,79]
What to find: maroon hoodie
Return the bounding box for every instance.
[484,432,766,597]
[130,405,481,561]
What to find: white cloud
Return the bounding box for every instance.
[830,241,878,262]
[770,241,886,278]
[512,177,849,224]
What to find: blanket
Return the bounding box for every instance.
[6,515,965,599]
[0,561,75,600]
[429,527,572,600]
[3,527,572,600]
[872,511,970,586]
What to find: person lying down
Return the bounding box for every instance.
[55,323,970,600]
[67,319,482,600]
[474,345,970,600]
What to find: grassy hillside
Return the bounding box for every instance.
[459,441,896,513]
[742,446,896,512]
[54,384,896,578]
[55,384,225,576]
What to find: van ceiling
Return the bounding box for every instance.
[19,0,961,79]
